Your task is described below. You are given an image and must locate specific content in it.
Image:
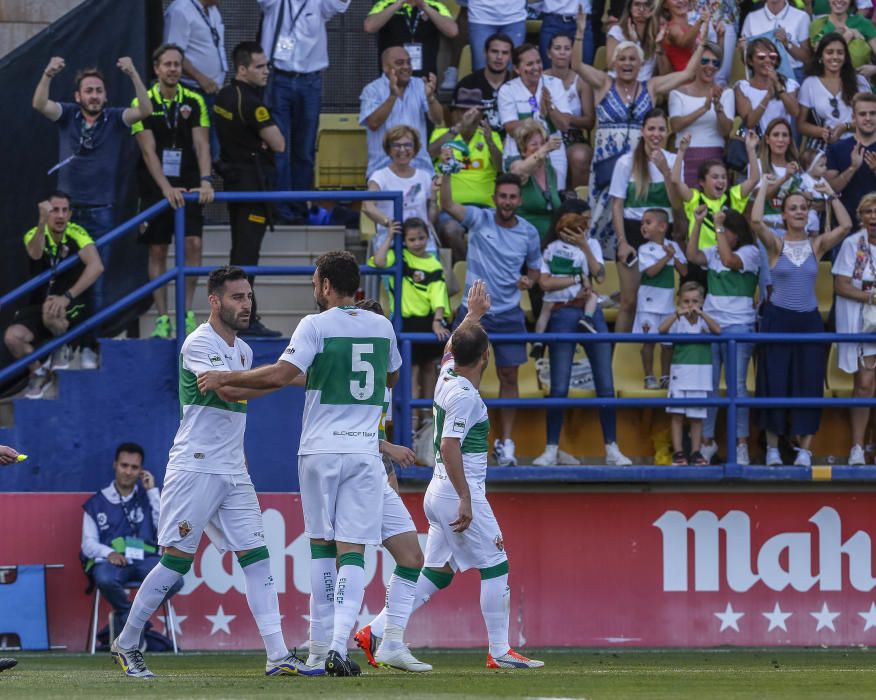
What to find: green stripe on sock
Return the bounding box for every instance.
[422,567,454,589]
[310,542,338,559]
[479,560,509,580]
[394,565,420,583]
[160,553,193,575]
[237,546,270,568]
[338,552,365,568]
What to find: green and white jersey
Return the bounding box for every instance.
[668,316,714,391]
[540,239,604,303]
[608,150,679,221]
[637,240,685,314]
[282,306,402,456]
[431,363,490,498]
[169,323,252,474]
[702,245,759,327]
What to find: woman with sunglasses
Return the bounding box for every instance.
[668,41,734,187]
[810,0,876,69]
[799,33,870,150]
[735,38,800,136]
[606,0,664,80]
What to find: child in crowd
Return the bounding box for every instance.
[634,208,688,389]
[658,281,721,466]
[799,148,829,233]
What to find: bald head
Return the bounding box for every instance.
[382,46,412,86]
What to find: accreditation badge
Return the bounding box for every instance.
[124,536,145,561]
[162,148,182,178]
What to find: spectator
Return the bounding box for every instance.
[467,0,527,72]
[826,92,876,231]
[741,0,811,82]
[668,41,735,188]
[213,42,285,337]
[131,44,214,339]
[798,34,868,151]
[440,0,470,92]
[0,445,21,465]
[4,194,104,399]
[541,0,595,68]
[258,0,351,224]
[362,124,441,254]
[606,0,663,81]
[686,207,760,466]
[662,3,716,73]
[833,193,876,465]
[756,118,802,233]
[498,43,574,189]
[809,0,876,69]
[751,175,851,467]
[439,171,541,466]
[453,32,513,135]
[81,442,183,635]
[163,0,228,157]
[360,46,444,179]
[735,39,801,136]
[533,206,632,467]
[364,0,459,78]
[693,0,739,84]
[428,88,503,262]
[507,121,564,238]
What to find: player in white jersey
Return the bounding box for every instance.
[111,267,319,679]
[198,252,402,677]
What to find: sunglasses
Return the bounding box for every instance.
[755,52,779,62]
[700,57,720,67]
[829,96,841,119]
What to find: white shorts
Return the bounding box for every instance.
[665,388,708,419]
[382,478,416,542]
[633,311,672,345]
[157,469,266,554]
[298,453,385,545]
[422,486,507,573]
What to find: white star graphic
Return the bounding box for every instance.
[206,604,236,635]
[859,603,876,631]
[714,603,744,632]
[157,605,187,635]
[810,602,840,632]
[762,603,792,632]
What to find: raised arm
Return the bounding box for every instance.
[750,174,782,259]
[738,130,761,197]
[812,181,852,258]
[685,204,710,267]
[713,210,745,270]
[572,10,611,91]
[438,156,467,222]
[33,56,64,120]
[119,57,154,126]
[363,0,405,32]
[671,134,694,202]
[649,25,708,99]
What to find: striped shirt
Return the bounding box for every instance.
[609,150,680,221]
[702,245,760,327]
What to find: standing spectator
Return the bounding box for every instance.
[735,39,801,136]
[693,0,739,84]
[541,1,595,68]
[259,0,351,224]
[662,3,716,73]
[213,42,285,337]
[81,443,183,635]
[131,44,215,339]
[756,118,802,233]
[360,46,444,179]
[364,0,459,78]
[440,171,541,466]
[4,195,104,399]
[163,0,228,158]
[826,92,876,230]
[606,0,663,82]
[741,0,811,82]
[809,0,876,69]
[453,32,513,135]
[508,122,564,238]
[467,0,527,72]
[751,175,851,466]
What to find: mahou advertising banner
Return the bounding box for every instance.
[4,490,876,650]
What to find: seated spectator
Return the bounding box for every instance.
[360,46,444,178]
[439,170,541,466]
[735,39,800,136]
[809,0,876,69]
[741,0,811,82]
[826,92,876,231]
[362,124,440,254]
[467,0,527,72]
[452,32,513,136]
[428,88,504,262]
[508,121,564,239]
[81,442,183,636]
[606,0,663,81]
[4,194,104,399]
[364,0,458,78]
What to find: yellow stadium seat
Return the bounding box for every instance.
[315,113,367,190]
[594,260,620,325]
[526,19,542,35]
[360,211,376,242]
[730,47,747,85]
[479,347,543,398]
[458,45,472,81]
[594,46,606,72]
[575,185,588,202]
[450,260,467,312]
[816,260,834,322]
[612,341,667,398]
[826,344,854,397]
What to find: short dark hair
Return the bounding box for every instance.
[48,190,71,204]
[451,323,489,368]
[232,42,264,72]
[495,172,523,192]
[208,265,249,296]
[315,251,360,297]
[402,217,429,236]
[548,33,575,50]
[697,159,726,183]
[74,67,105,91]
[153,43,185,65]
[722,209,755,248]
[643,208,669,224]
[356,298,385,316]
[114,442,144,463]
[511,43,539,67]
[485,32,514,54]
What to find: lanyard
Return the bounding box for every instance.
[158,91,181,147]
[45,232,70,274]
[404,5,422,39]
[189,0,226,67]
[280,0,309,41]
[114,484,141,536]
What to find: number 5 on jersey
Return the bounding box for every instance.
[308,337,390,406]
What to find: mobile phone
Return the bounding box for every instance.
[624,251,638,268]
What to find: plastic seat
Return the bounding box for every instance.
[816,260,834,322]
[458,45,472,81]
[526,19,542,35]
[612,341,666,398]
[594,46,606,72]
[575,185,588,201]
[360,210,376,242]
[449,260,467,312]
[730,47,747,84]
[593,260,620,325]
[826,344,854,397]
[88,580,178,654]
[0,564,49,649]
[315,114,367,190]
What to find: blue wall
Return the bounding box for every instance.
[0,339,305,493]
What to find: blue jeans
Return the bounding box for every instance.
[703,322,755,440]
[91,554,183,624]
[267,71,322,220]
[72,205,114,314]
[539,14,595,68]
[469,21,527,72]
[545,306,616,444]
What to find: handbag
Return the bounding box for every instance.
[725,128,749,173]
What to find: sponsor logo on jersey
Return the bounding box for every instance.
[452,418,466,433]
[494,535,504,551]
[178,520,192,538]
[284,347,294,354]
[208,353,223,367]
[194,452,205,459]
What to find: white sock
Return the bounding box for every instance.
[309,550,336,647]
[241,556,287,662]
[480,571,511,658]
[372,568,446,639]
[117,562,182,649]
[330,555,366,655]
[382,567,419,648]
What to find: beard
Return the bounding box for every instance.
[315,293,328,312]
[218,303,249,331]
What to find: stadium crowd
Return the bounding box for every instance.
[10,0,876,468]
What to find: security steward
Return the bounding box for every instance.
[213,41,285,337]
[131,43,215,340]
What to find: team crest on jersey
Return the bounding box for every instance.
[178,520,192,538]
[179,104,192,119]
[208,353,223,366]
[494,535,504,551]
[412,270,425,283]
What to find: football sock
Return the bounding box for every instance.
[239,548,287,662]
[371,567,453,638]
[382,565,420,648]
[309,543,337,647]
[480,561,511,658]
[330,552,366,655]
[117,557,187,649]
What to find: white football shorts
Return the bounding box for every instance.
[382,477,416,542]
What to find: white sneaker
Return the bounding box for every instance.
[849,444,866,466]
[24,371,53,399]
[80,347,98,369]
[736,443,750,466]
[793,448,812,467]
[266,651,325,676]
[699,441,719,464]
[50,344,72,370]
[556,448,580,465]
[110,637,154,678]
[644,375,661,390]
[605,442,632,466]
[493,439,517,466]
[533,445,558,466]
[440,66,458,91]
[766,447,783,466]
[486,649,545,669]
[375,644,432,672]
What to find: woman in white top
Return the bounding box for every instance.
[757,118,802,232]
[606,0,665,80]
[735,38,800,136]
[544,33,595,190]
[668,41,735,187]
[832,193,876,465]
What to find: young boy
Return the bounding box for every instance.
[634,209,687,390]
[658,281,721,466]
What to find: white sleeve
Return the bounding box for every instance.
[497,84,518,126]
[282,315,320,373]
[82,512,114,560]
[385,318,403,373]
[720,88,735,120]
[673,241,687,264]
[588,238,605,268]
[539,245,554,275]
[147,487,161,525]
[608,156,631,199]
[736,245,761,274]
[832,236,858,277]
[183,335,225,374]
[797,78,815,109]
[440,391,478,442]
[163,5,192,47]
[741,14,752,38]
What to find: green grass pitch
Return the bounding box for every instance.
[2,649,876,699]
